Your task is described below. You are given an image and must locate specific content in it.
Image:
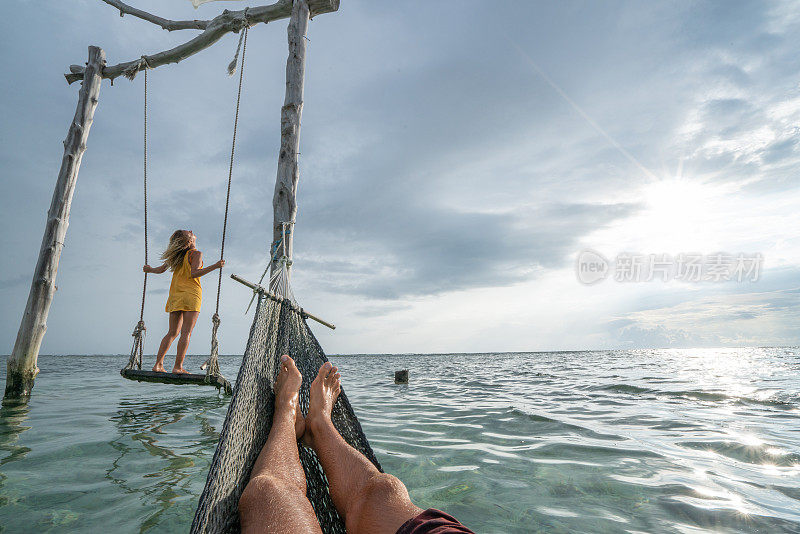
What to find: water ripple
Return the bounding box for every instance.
[0,348,798,533]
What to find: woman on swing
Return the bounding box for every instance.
[143,230,225,374]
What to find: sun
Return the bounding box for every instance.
[633,176,729,254]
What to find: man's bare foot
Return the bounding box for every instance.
[275,355,306,440]
[152,365,166,373]
[302,361,341,449]
[172,367,189,374]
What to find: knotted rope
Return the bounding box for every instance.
[268,222,296,304]
[245,222,294,314]
[227,10,250,76]
[125,320,146,370]
[123,55,151,81]
[126,67,149,371]
[202,27,249,381]
[202,313,222,378]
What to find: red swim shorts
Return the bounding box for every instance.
[396,508,475,534]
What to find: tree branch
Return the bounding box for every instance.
[67,0,339,85]
[101,0,208,31]
[67,1,288,84]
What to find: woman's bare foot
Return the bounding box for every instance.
[276,355,306,440]
[152,364,166,373]
[172,367,189,374]
[302,361,341,449]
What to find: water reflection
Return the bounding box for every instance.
[0,402,32,510]
[107,395,228,532]
[0,402,32,467]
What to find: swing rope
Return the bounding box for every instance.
[202,26,249,380]
[126,66,150,371]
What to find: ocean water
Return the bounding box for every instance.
[0,348,799,533]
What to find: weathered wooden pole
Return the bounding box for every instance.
[270,0,310,284]
[4,47,105,402]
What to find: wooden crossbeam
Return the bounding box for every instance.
[65,0,339,84]
[230,273,336,330]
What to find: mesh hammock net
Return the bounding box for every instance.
[191,292,382,534]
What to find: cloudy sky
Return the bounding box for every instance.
[1,0,799,357]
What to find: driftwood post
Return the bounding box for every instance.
[270,0,309,283]
[4,47,105,402]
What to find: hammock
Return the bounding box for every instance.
[191,288,382,534]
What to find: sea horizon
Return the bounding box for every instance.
[13,345,800,359]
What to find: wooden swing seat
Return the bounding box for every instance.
[120,368,232,395]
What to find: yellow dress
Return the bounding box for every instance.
[165,250,202,312]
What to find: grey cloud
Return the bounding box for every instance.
[618,324,721,349]
[624,266,800,318]
[353,303,412,318]
[0,274,28,290]
[707,64,752,88]
[761,137,798,165]
[611,282,800,349]
[730,310,759,320]
[3,0,800,353]
[700,98,756,132]
[296,201,638,299]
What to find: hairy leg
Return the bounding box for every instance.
[153,312,182,372]
[174,311,199,373]
[239,355,322,534]
[304,362,422,534]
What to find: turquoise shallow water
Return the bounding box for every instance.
[1,348,799,533]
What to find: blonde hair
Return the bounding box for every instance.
[161,230,193,272]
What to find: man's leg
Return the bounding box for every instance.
[239,356,323,534]
[304,362,423,534]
